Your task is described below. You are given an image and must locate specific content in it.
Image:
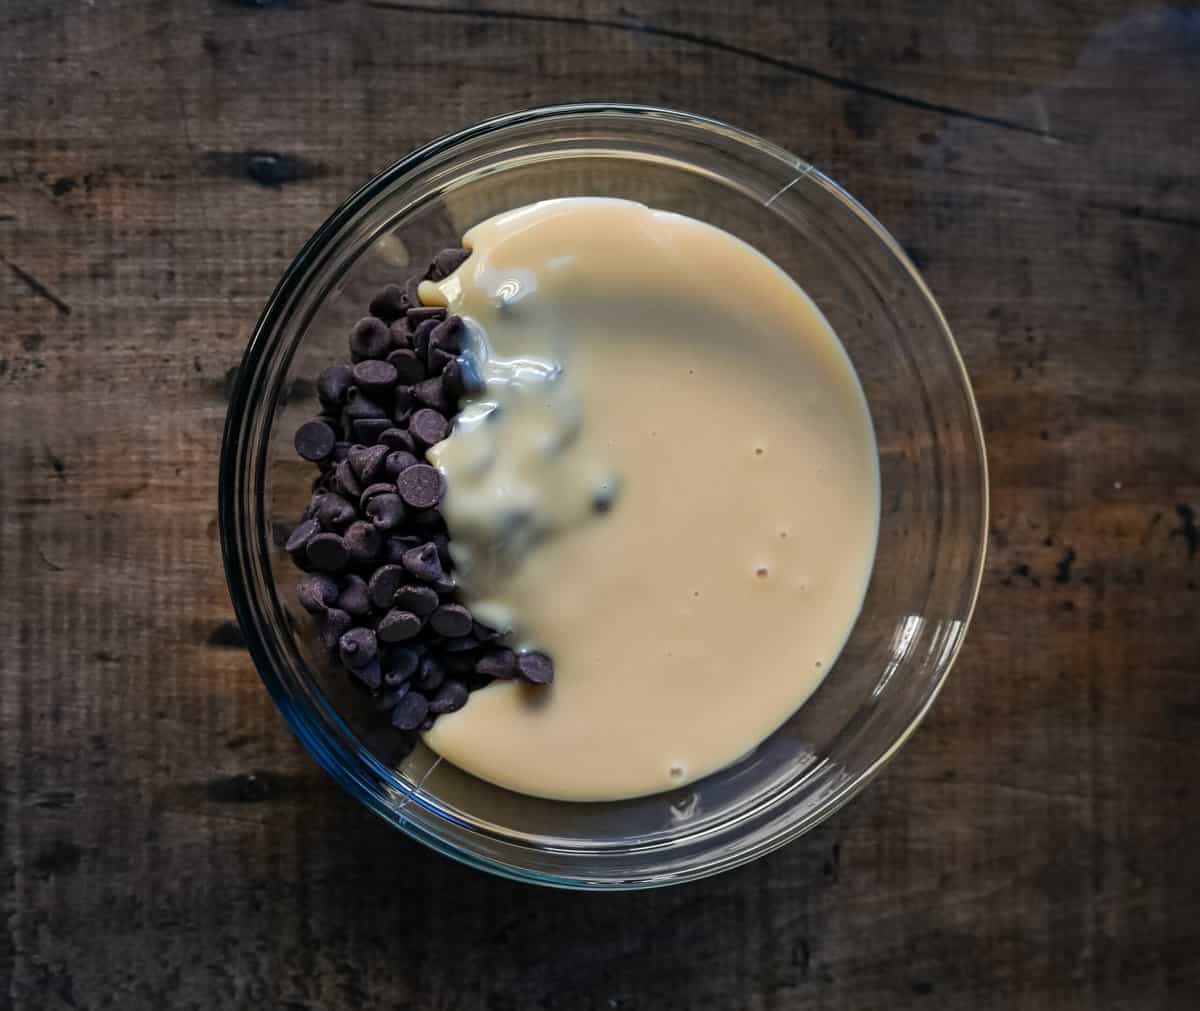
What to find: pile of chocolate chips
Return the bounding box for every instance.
[285,248,554,735]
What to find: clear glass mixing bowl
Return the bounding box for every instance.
[219,104,987,889]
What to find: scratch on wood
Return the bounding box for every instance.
[1,256,71,314]
[366,1,1065,140]
[1085,200,1200,232]
[36,541,65,572]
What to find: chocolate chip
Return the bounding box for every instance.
[387,318,413,351]
[427,346,456,378]
[429,247,471,280]
[316,494,356,529]
[408,408,449,450]
[294,419,336,462]
[352,418,392,445]
[369,284,408,323]
[338,627,377,669]
[379,428,414,452]
[383,647,420,684]
[365,493,405,531]
[391,690,428,730]
[331,441,352,463]
[368,564,406,609]
[337,574,371,618]
[405,274,422,310]
[431,315,464,355]
[406,305,447,325]
[317,364,354,406]
[396,463,444,509]
[352,359,399,397]
[429,679,468,714]
[412,319,439,360]
[517,651,554,685]
[400,542,443,582]
[393,582,438,616]
[359,482,395,509]
[349,317,392,360]
[386,348,424,385]
[297,573,339,613]
[285,518,320,562]
[378,608,422,643]
[476,647,516,679]
[385,450,420,479]
[317,607,352,650]
[344,386,389,421]
[348,443,388,484]
[384,535,423,564]
[472,620,503,641]
[432,572,457,596]
[438,633,477,653]
[352,657,383,691]
[378,681,410,711]
[333,459,362,499]
[414,376,453,413]
[306,532,349,573]
[429,603,472,637]
[343,521,382,566]
[414,655,445,693]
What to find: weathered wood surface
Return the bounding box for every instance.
[2,2,1198,1008]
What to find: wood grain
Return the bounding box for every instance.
[2,1,1197,1008]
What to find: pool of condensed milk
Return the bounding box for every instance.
[420,198,879,802]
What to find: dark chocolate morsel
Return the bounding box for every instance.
[396,463,444,509]
[317,607,352,651]
[285,518,320,561]
[383,647,420,684]
[297,573,339,613]
[352,418,392,445]
[429,247,471,280]
[379,427,414,452]
[317,364,354,406]
[333,459,362,499]
[337,573,371,618]
[369,284,408,323]
[343,387,389,422]
[378,608,422,643]
[338,626,377,669]
[385,450,420,480]
[408,408,449,449]
[429,680,469,714]
[517,651,554,685]
[391,690,429,730]
[343,520,382,566]
[476,647,516,679]
[429,603,472,638]
[348,443,389,485]
[349,316,392,360]
[394,582,439,616]
[386,348,425,385]
[400,542,443,582]
[316,494,356,529]
[352,657,383,691]
[365,492,405,531]
[306,532,349,573]
[294,419,336,462]
[414,655,445,693]
[352,359,399,397]
[368,564,406,610]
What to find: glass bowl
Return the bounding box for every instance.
[219,104,987,889]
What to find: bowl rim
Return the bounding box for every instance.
[219,102,989,890]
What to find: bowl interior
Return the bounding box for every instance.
[225,107,986,887]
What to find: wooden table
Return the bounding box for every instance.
[3,2,1197,1008]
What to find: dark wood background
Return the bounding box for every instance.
[2,1,1198,1008]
